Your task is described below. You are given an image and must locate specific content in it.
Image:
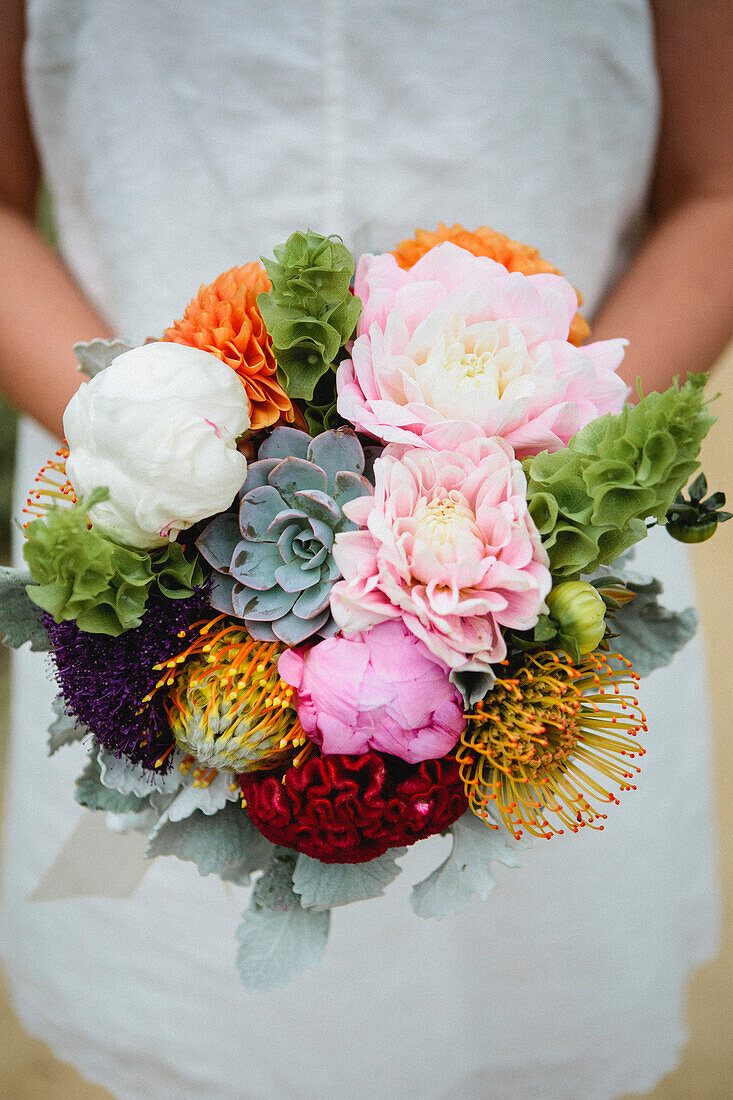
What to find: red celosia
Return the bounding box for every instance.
[240,751,468,864]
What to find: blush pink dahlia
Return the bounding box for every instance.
[278,621,465,764]
[329,427,552,673]
[336,242,628,456]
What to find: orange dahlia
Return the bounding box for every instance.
[164,263,294,432]
[392,223,591,346]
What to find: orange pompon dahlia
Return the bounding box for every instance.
[164,263,294,432]
[392,223,591,346]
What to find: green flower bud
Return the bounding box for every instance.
[546,581,606,655]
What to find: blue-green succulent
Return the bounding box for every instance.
[196,427,372,645]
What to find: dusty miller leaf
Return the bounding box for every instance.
[75,755,149,814]
[410,812,521,920]
[146,801,258,877]
[611,576,697,677]
[73,338,135,379]
[219,831,275,886]
[0,567,50,651]
[236,848,330,991]
[236,903,331,992]
[48,694,88,755]
[292,848,406,910]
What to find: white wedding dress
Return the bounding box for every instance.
[1,2,719,1098]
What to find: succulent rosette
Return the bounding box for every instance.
[336,242,627,456]
[330,425,552,672]
[2,220,725,994]
[197,426,372,645]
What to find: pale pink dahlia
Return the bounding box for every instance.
[329,427,552,673]
[337,242,628,456]
[278,621,465,764]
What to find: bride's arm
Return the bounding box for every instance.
[0,0,110,436]
[592,0,733,392]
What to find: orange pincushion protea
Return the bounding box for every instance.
[164,263,294,432]
[23,447,76,529]
[392,223,591,346]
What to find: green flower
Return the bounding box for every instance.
[546,581,607,657]
[24,488,205,636]
[524,373,715,577]
[257,229,362,402]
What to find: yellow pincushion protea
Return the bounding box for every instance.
[148,616,311,779]
[456,649,646,840]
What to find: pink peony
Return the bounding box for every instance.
[337,242,627,456]
[278,621,465,764]
[329,426,552,673]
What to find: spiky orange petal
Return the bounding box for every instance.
[164,263,294,432]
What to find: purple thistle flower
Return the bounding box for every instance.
[45,589,210,773]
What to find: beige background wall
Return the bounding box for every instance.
[1,351,731,1098]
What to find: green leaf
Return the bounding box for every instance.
[75,755,149,813]
[73,338,135,379]
[236,848,330,991]
[0,566,50,650]
[611,576,697,677]
[48,695,88,755]
[235,902,331,992]
[410,812,520,920]
[219,831,275,886]
[150,540,205,598]
[146,801,258,877]
[292,849,405,910]
[533,614,557,642]
[449,667,497,707]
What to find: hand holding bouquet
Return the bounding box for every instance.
[1,223,728,989]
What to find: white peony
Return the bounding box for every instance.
[64,342,250,548]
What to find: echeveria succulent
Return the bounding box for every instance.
[196,427,372,645]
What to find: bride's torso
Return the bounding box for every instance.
[24,0,658,342]
[10,8,712,1100]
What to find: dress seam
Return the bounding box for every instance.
[322,0,345,231]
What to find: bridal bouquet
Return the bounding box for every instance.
[1,224,728,990]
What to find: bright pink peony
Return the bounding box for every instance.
[278,621,465,764]
[337,242,627,456]
[329,427,552,673]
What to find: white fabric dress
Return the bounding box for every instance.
[1,2,719,1098]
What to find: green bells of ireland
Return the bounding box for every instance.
[523,373,715,578]
[23,488,204,636]
[257,230,362,413]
